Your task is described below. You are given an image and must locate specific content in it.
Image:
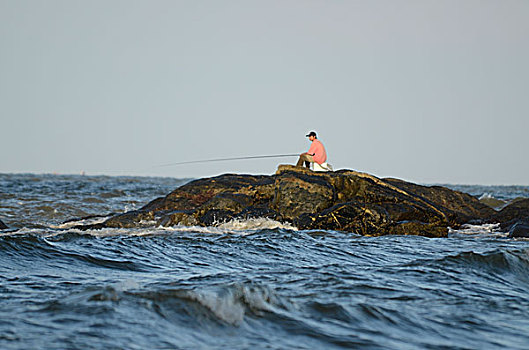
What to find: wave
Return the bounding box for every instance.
[441,249,529,274]
[0,233,151,271]
[154,283,289,326]
[34,281,293,328]
[59,218,296,237]
[162,218,297,236]
[51,214,115,229]
[2,217,299,238]
[401,247,529,291]
[53,218,300,237]
[448,223,504,236]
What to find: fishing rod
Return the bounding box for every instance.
[155,154,300,168]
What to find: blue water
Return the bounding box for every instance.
[1,173,529,349]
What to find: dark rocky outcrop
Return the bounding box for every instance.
[490,198,529,226]
[487,198,529,237]
[71,165,510,238]
[508,221,529,238]
[0,219,7,230]
[479,197,507,210]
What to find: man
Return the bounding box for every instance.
[296,131,327,168]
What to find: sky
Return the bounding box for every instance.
[1,0,528,185]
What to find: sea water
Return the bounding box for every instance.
[1,173,529,349]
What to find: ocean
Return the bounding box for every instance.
[1,173,529,349]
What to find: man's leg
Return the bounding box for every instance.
[296,155,306,167]
[296,154,314,168]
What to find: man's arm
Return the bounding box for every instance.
[306,142,317,156]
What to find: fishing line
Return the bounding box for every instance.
[155,154,299,168]
[99,154,299,175]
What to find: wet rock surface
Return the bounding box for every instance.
[489,198,529,236]
[72,165,526,237]
[479,196,507,210]
[508,221,529,238]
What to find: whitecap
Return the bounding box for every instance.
[183,283,290,326]
[218,218,298,233]
[479,193,494,200]
[50,215,110,229]
[448,223,505,237]
[161,218,297,235]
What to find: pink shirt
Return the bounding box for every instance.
[307,139,327,164]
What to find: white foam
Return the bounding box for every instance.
[2,218,297,238]
[159,225,228,235]
[0,227,44,237]
[161,218,297,236]
[479,193,494,200]
[185,284,286,325]
[218,218,297,232]
[191,289,246,325]
[70,227,164,237]
[50,216,110,229]
[448,223,505,236]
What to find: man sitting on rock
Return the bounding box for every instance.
[296,131,327,169]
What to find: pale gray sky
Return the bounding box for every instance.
[1,0,528,184]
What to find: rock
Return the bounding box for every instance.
[196,192,254,224]
[295,200,389,235]
[0,219,7,229]
[508,221,529,238]
[104,210,156,228]
[272,170,335,221]
[383,178,496,223]
[296,200,448,237]
[491,198,529,223]
[479,197,507,210]
[235,206,278,220]
[71,165,512,238]
[489,198,529,232]
[142,175,274,213]
[157,210,198,227]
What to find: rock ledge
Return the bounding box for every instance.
[71,165,523,238]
